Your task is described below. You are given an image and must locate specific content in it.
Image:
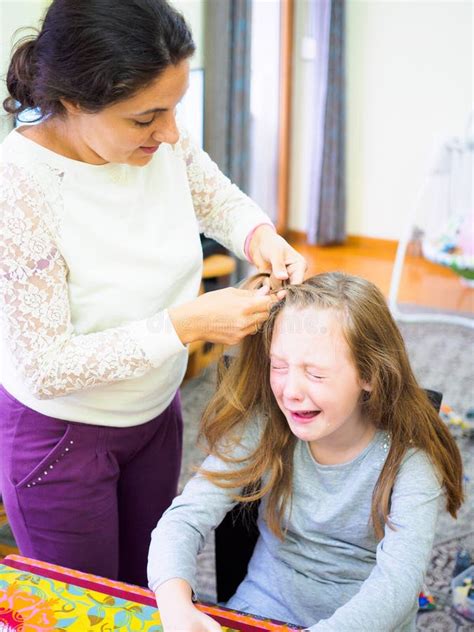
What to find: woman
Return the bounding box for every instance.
[0,0,306,586]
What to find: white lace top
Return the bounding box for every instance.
[0,127,271,426]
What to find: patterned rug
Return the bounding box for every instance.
[417,529,474,630]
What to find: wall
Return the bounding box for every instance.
[171,0,204,69]
[289,0,472,240]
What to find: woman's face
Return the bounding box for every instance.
[63,59,190,165]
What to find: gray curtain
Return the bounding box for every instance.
[204,0,252,194]
[307,0,346,245]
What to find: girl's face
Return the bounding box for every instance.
[269,306,372,453]
[61,59,190,165]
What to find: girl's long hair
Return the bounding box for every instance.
[199,272,464,540]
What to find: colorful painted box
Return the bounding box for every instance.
[0,555,299,631]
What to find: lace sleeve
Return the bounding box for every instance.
[0,164,175,400]
[174,127,273,259]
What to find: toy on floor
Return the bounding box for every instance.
[441,404,474,439]
[418,589,437,611]
[451,565,474,622]
[453,548,473,578]
[422,215,474,287]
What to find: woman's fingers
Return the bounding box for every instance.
[170,286,286,346]
[246,313,271,336]
[248,226,307,285]
[247,296,277,314]
[271,249,306,285]
[268,249,290,281]
[286,256,307,284]
[274,289,287,300]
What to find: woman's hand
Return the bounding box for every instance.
[248,225,307,287]
[169,285,278,346]
[155,579,222,632]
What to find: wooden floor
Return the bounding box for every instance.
[288,234,473,314]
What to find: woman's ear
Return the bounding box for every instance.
[59,98,82,116]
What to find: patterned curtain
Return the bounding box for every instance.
[204,0,252,194]
[307,0,346,245]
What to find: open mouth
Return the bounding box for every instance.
[290,410,321,422]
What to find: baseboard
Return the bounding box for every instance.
[285,230,398,255]
[345,235,398,255]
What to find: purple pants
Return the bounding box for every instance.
[0,385,183,587]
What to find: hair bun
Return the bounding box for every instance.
[3,36,38,115]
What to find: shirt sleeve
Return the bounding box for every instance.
[174,126,274,260]
[308,449,442,632]
[0,163,185,400]
[147,418,263,595]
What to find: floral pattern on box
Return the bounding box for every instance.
[0,565,161,631]
[0,556,298,632]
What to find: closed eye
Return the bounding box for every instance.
[133,118,154,127]
[307,372,324,380]
[270,365,287,371]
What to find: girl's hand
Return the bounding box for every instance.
[160,603,222,632]
[169,285,278,345]
[155,579,222,632]
[248,225,307,287]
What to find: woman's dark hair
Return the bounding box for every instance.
[3,0,195,118]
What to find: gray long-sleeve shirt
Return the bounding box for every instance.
[148,423,442,631]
